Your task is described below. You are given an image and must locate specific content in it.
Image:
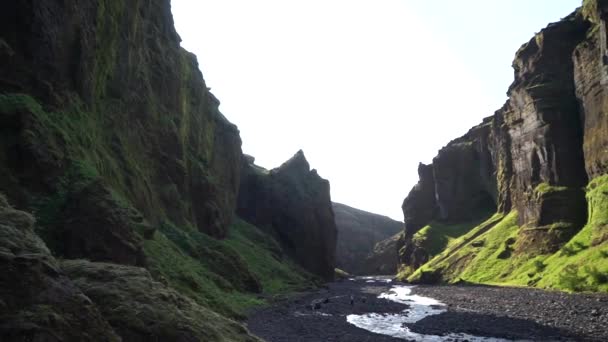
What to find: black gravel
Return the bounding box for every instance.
[247,278,406,342]
[246,279,608,341]
[412,285,608,341]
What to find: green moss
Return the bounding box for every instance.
[534,182,569,196]
[404,175,608,293]
[94,0,125,98]
[143,217,316,319]
[411,211,494,258]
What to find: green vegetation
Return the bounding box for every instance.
[334,268,351,280]
[404,175,608,293]
[411,212,495,257]
[534,182,569,196]
[144,218,316,319]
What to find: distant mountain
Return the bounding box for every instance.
[333,202,403,275]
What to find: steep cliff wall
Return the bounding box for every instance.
[399,2,608,292]
[237,152,338,280]
[0,0,241,245]
[0,1,322,340]
[332,202,403,274]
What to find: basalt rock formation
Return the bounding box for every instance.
[332,202,403,275]
[398,1,608,289]
[0,0,332,340]
[237,151,338,281]
[0,0,242,240]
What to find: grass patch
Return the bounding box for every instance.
[405,175,608,293]
[534,182,569,196]
[410,210,495,260]
[144,217,316,319]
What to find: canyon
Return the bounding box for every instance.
[1,0,608,341]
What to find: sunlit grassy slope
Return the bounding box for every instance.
[404,175,608,292]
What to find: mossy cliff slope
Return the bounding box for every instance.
[0,0,241,243]
[0,1,322,340]
[237,152,338,281]
[397,1,608,292]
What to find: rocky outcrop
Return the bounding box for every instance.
[62,260,261,342]
[0,1,294,340]
[500,12,590,253]
[360,231,404,275]
[332,202,403,275]
[0,194,121,341]
[400,120,499,269]
[237,151,337,280]
[0,0,241,239]
[399,4,608,275]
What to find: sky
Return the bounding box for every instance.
[171,0,582,221]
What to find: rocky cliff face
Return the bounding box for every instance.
[0,1,326,340]
[0,0,241,243]
[399,1,608,286]
[332,202,403,275]
[360,231,405,275]
[237,152,338,280]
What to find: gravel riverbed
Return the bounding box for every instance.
[247,278,608,341]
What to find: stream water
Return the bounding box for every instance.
[347,281,520,341]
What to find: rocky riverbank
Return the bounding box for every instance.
[247,278,608,341]
[412,285,608,341]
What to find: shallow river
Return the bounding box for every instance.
[346,278,521,341]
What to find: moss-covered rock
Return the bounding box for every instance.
[0,0,241,240]
[0,194,120,342]
[62,260,262,342]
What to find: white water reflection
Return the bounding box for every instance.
[347,285,515,342]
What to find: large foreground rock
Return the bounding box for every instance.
[62,260,261,342]
[0,194,120,341]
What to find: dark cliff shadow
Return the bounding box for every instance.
[409,311,582,341]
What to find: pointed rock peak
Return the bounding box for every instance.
[243,154,256,165]
[275,150,311,176]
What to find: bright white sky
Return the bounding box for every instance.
[172,0,581,221]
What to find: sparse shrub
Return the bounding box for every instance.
[533,260,546,272]
[497,246,512,259]
[573,241,588,250]
[585,266,608,285]
[560,244,578,256]
[527,276,541,286]
[559,265,588,292]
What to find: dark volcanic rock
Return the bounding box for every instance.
[59,181,148,266]
[432,119,497,222]
[401,163,438,235]
[0,0,242,239]
[360,231,404,275]
[332,202,402,275]
[0,194,120,342]
[398,8,599,274]
[399,121,497,270]
[575,0,608,179]
[237,151,337,280]
[500,11,590,251]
